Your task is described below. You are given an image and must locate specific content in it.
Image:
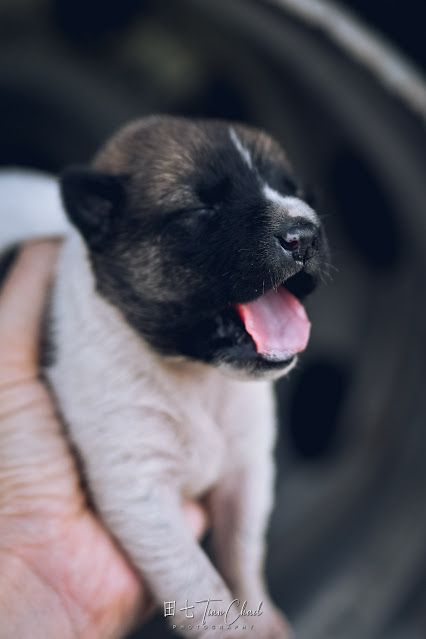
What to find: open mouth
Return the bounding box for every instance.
[233,270,317,366]
[180,270,318,371]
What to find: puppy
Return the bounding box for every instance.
[0,116,327,638]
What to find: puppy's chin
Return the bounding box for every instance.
[216,354,298,381]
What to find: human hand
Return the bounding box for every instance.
[0,241,208,639]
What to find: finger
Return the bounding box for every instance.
[182,500,209,540]
[0,241,60,380]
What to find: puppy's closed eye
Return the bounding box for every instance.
[196,175,232,207]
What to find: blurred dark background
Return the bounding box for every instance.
[1,1,425,637]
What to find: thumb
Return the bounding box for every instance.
[0,240,60,384]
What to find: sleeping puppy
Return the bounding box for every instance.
[1,116,328,638]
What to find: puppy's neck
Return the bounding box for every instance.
[52,230,153,369]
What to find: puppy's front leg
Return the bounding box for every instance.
[92,471,248,639]
[208,462,292,639]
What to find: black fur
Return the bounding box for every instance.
[0,243,20,289]
[60,116,328,374]
[61,167,126,248]
[39,289,56,368]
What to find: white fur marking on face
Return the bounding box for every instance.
[263,185,318,224]
[229,127,253,169]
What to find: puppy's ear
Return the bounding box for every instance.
[60,166,125,247]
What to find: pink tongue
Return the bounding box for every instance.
[236,287,311,361]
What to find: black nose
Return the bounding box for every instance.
[277,222,319,263]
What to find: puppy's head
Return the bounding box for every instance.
[61,116,328,379]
